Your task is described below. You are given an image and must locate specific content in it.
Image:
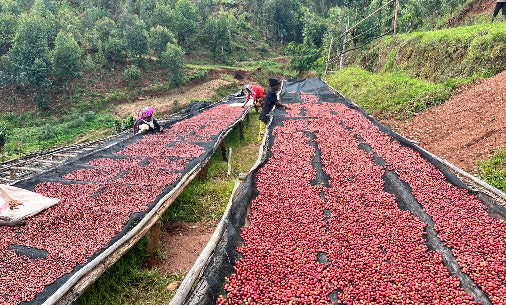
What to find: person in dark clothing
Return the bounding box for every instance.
[132,106,163,135]
[492,0,506,22]
[259,78,290,124]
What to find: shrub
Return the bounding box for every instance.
[123,65,141,86]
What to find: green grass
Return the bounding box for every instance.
[0,111,117,160]
[75,238,184,305]
[354,22,506,83]
[163,110,260,223]
[326,66,458,120]
[478,149,506,193]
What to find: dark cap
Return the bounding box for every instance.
[268,78,281,87]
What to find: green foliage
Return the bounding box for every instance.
[8,11,51,87]
[1,110,115,158]
[286,41,321,73]
[151,2,174,29]
[164,112,260,222]
[94,17,118,43]
[122,64,141,86]
[327,66,455,119]
[148,25,176,56]
[171,0,200,49]
[0,12,16,56]
[159,42,185,87]
[259,0,303,43]
[102,37,126,63]
[52,31,82,80]
[124,17,148,57]
[82,6,107,29]
[478,149,506,193]
[204,12,234,57]
[74,237,184,305]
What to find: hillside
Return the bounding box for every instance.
[385,70,506,174]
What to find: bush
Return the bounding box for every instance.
[52,31,82,81]
[159,43,185,87]
[123,65,141,86]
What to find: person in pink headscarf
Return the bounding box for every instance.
[132,106,163,134]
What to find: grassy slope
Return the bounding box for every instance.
[326,67,454,120]
[75,110,261,304]
[478,149,506,193]
[356,22,506,82]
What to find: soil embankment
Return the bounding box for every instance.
[385,70,506,174]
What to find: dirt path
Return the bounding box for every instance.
[113,68,259,118]
[144,222,216,275]
[113,78,234,118]
[385,70,506,174]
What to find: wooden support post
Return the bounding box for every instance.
[246,112,250,123]
[239,121,244,140]
[339,23,349,70]
[221,141,227,162]
[198,162,209,181]
[227,148,232,176]
[146,220,161,256]
[9,169,16,179]
[325,37,334,76]
[393,0,399,35]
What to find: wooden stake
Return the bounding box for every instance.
[227,148,232,176]
[221,141,227,161]
[393,0,399,35]
[198,162,209,181]
[239,121,244,140]
[146,220,161,256]
[325,37,334,76]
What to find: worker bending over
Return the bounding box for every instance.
[259,78,290,124]
[133,106,163,134]
[242,84,265,113]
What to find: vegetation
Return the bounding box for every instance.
[479,149,506,193]
[327,66,463,120]
[352,23,506,82]
[74,237,184,305]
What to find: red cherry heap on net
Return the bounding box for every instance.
[219,101,496,304]
[0,104,246,305]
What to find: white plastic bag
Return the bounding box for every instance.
[0,184,60,221]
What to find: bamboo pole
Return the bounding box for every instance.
[393,0,399,35]
[325,37,334,76]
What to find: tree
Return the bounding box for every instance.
[124,17,148,57]
[151,2,174,29]
[260,0,303,43]
[159,42,185,87]
[148,25,176,56]
[82,6,107,29]
[302,10,328,48]
[172,0,200,49]
[0,12,16,56]
[195,0,217,21]
[8,11,51,88]
[31,0,59,42]
[204,12,234,57]
[52,31,82,80]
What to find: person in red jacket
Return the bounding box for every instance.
[242,84,265,112]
